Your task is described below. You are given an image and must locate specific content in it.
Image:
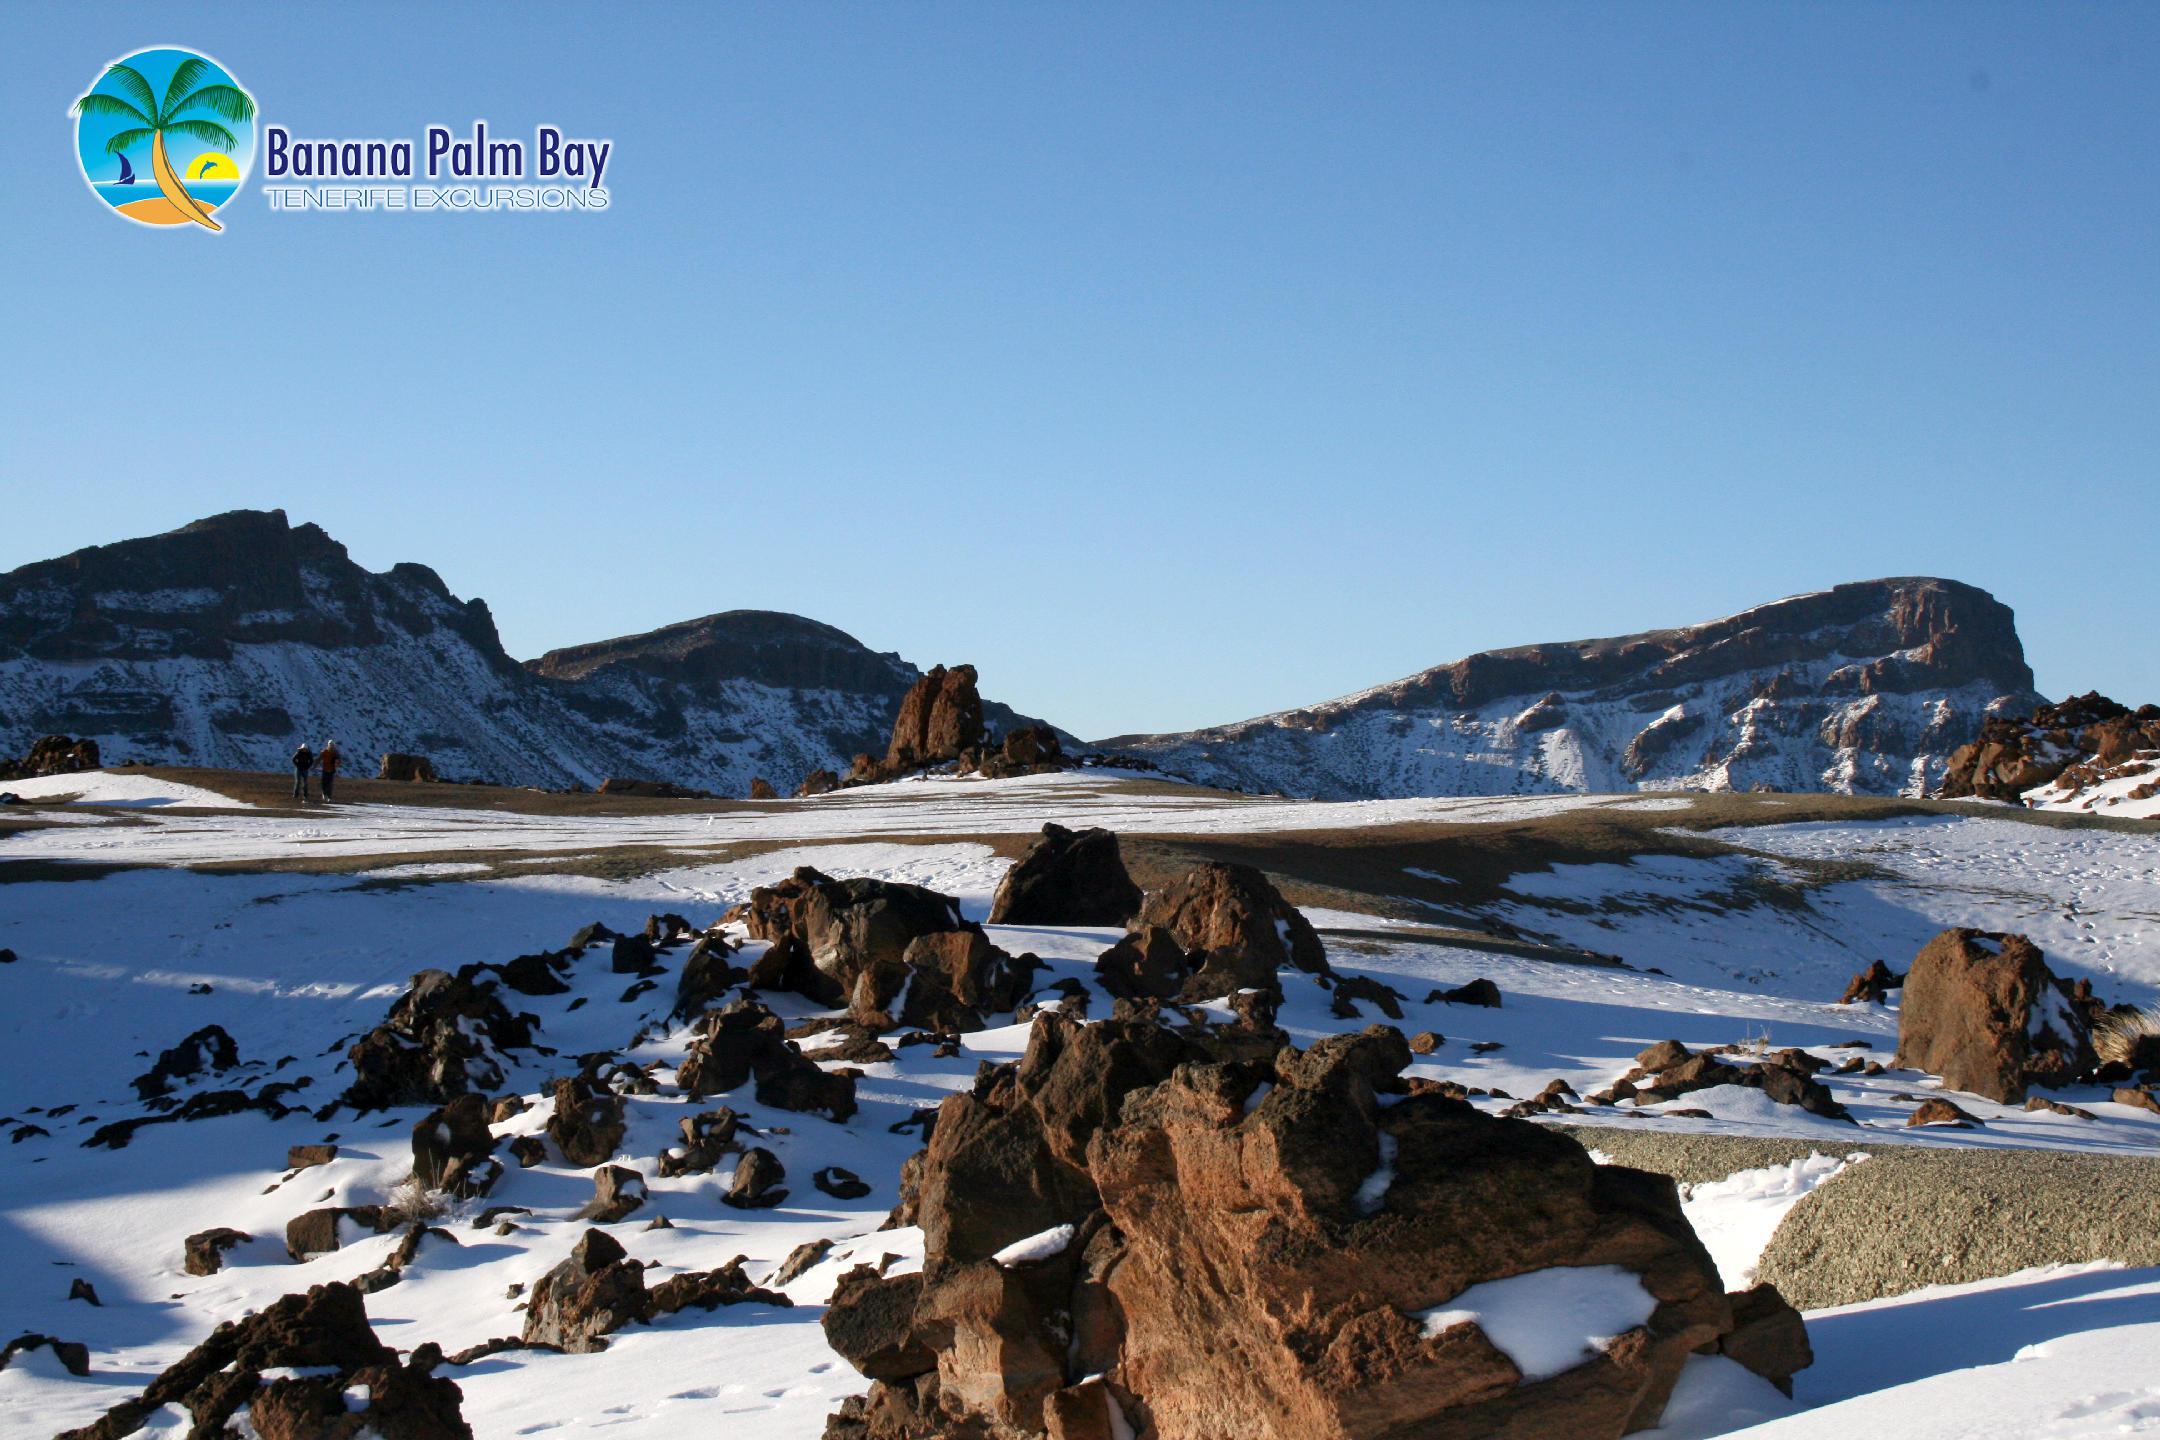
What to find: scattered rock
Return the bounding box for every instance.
[1,1332,90,1377]
[57,1282,468,1440]
[1719,1283,1814,1396]
[1331,974,1406,1020]
[411,1094,500,1198]
[772,1238,835,1287]
[379,752,439,783]
[67,1279,100,1306]
[1839,960,1903,1005]
[2113,1087,2160,1116]
[722,1148,789,1209]
[1907,1097,1980,1128]
[1408,1031,1444,1055]
[132,1025,240,1101]
[2024,1096,2096,1120]
[1132,862,1331,1000]
[815,1166,873,1200]
[988,824,1143,927]
[574,1165,648,1223]
[340,969,536,1112]
[185,1228,253,1277]
[546,1077,627,1167]
[287,1143,338,1170]
[286,1206,392,1262]
[749,777,778,800]
[522,1231,648,1354]
[1434,977,1502,1008]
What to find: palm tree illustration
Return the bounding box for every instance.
[73,58,253,231]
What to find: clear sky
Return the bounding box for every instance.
[4,5,2155,739]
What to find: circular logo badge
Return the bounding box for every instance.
[73,47,256,231]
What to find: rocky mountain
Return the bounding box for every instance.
[0,510,1052,794]
[1104,578,2044,799]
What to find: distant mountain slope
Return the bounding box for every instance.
[0,510,1052,794]
[1103,578,2044,799]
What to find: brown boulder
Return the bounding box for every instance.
[1896,929,2095,1103]
[722,1148,790,1209]
[1094,925,1192,1001]
[522,1230,649,1353]
[749,777,779,800]
[854,928,1038,1032]
[824,1021,1777,1440]
[989,825,1143,928]
[546,1077,627,1167]
[1135,862,1330,1000]
[574,1165,648,1223]
[887,664,986,769]
[411,1093,499,1197]
[379,752,438,783]
[1839,960,1903,1005]
[1718,1283,1812,1395]
[184,1228,253,1276]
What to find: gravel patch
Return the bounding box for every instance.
[1554,1125,2160,1308]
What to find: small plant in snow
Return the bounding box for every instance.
[1736,1024,1772,1057]
[386,1175,448,1224]
[2092,1005,2160,1070]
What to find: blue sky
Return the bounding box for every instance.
[4,5,2155,738]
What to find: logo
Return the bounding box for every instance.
[72,47,256,232]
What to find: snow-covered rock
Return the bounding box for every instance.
[1104,578,2042,799]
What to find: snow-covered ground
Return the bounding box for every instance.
[3,771,2157,1438]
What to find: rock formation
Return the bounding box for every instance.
[1937,691,2160,809]
[1131,861,1331,1000]
[989,824,1143,927]
[823,1019,1806,1439]
[1896,929,2097,1103]
[57,1282,469,1440]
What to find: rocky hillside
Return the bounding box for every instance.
[1938,692,2160,818]
[0,510,1050,795]
[1105,578,2043,799]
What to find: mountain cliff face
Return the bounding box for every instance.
[1104,579,2043,799]
[0,511,1046,794]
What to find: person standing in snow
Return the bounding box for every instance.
[319,740,341,801]
[291,741,315,804]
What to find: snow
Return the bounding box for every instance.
[1681,1154,1857,1288]
[1415,1264,1658,1379]
[0,771,248,808]
[3,771,2158,1438]
[991,1224,1076,1266]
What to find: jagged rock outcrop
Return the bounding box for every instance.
[57,1282,469,1440]
[823,1020,1805,1440]
[989,824,1143,927]
[1938,691,2160,812]
[340,968,536,1112]
[1132,861,1331,1000]
[1896,929,2097,1103]
[677,998,858,1122]
[1106,577,2042,799]
[0,510,1060,795]
[410,1093,501,1197]
[0,734,100,782]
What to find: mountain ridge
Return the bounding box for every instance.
[1102,577,2042,799]
[0,510,1052,794]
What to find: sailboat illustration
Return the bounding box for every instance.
[115,152,136,185]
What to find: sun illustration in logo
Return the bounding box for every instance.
[72,47,256,231]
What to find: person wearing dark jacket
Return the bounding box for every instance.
[318,740,341,801]
[291,743,314,804]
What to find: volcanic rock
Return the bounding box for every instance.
[1133,862,1330,1000]
[54,1282,470,1440]
[575,1165,648,1223]
[1896,929,2095,1103]
[546,1077,627,1167]
[523,1231,648,1354]
[132,1025,240,1101]
[411,1094,499,1197]
[989,825,1143,927]
[722,1148,789,1209]
[185,1228,253,1277]
[340,969,536,1112]
[1093,925,1192,1002]
[1839,960,1903,1005]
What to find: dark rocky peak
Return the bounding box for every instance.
[0,508,513,668]
[526,610,916,695]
